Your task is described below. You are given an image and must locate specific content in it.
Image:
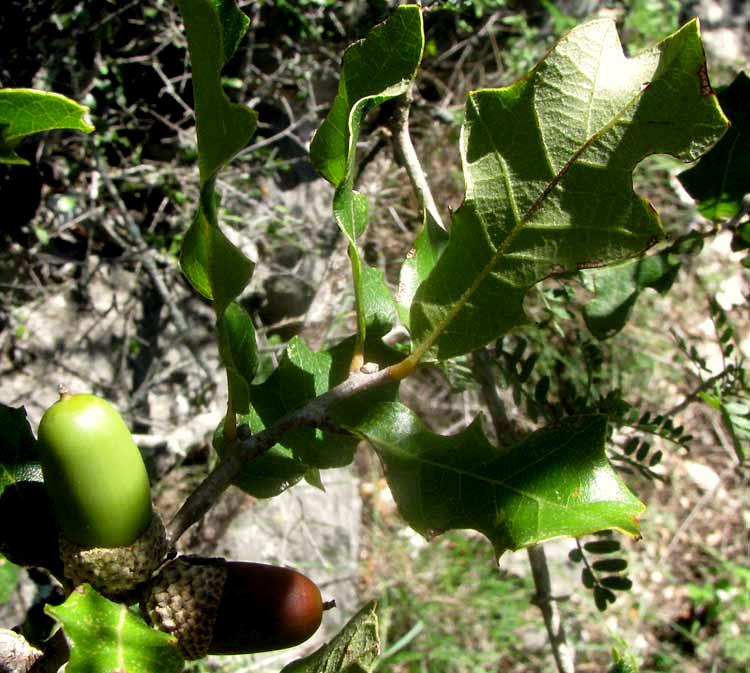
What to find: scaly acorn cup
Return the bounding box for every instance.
[37,391,167,600]
[140,556,329,660]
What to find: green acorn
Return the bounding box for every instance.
[37,392,152,548]
[37,391,167,600]
[141,556,328,660]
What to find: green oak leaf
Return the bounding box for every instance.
[281,601,380,673]
[0,89,94,165]
[581,231,703,339]
[211,0,251,66]
[214,422,307,498]
[361,265,399,333]
[304,467,325,491]
[0,555,21,604]
[0,143,24,165]
[47,585,184,673]
[0,404,41,496]
[581,255,678,339]
[180,200,255,316]
[679,71,750,222]
[173,0,255,184]
[346,404,644,556]
[310,5,423,188]
[397,210,448,328]
[221,335,400,498]
[310,5,424,343]
[217,337,358,497]
[410,18,728,360]
[217,301,259,415]
[244,338,359,468]
[175,0,256,317]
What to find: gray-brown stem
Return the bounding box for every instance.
[527,545,576,673]
[471,350,576,673]
[390,89,446,231]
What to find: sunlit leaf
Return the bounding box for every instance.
[220,336,400,497]
[180,202,254,316]
[0,89,93,165]
[215,434,307,499]
[361,265,399,333]
[410,19,728,360]
[174,0,255,185]
[245,338,358,467]
[310,5,424,342]
[397,211,448,327]
[310,5,423,189]
[0,555,20,604]
[47,585,184,673]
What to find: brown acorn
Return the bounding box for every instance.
[140,556,328,660]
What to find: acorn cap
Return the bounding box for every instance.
[140,556,227,660]
[60,511,168,603]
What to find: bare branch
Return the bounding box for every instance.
[527,545,576,673]
[390,88,445,231]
